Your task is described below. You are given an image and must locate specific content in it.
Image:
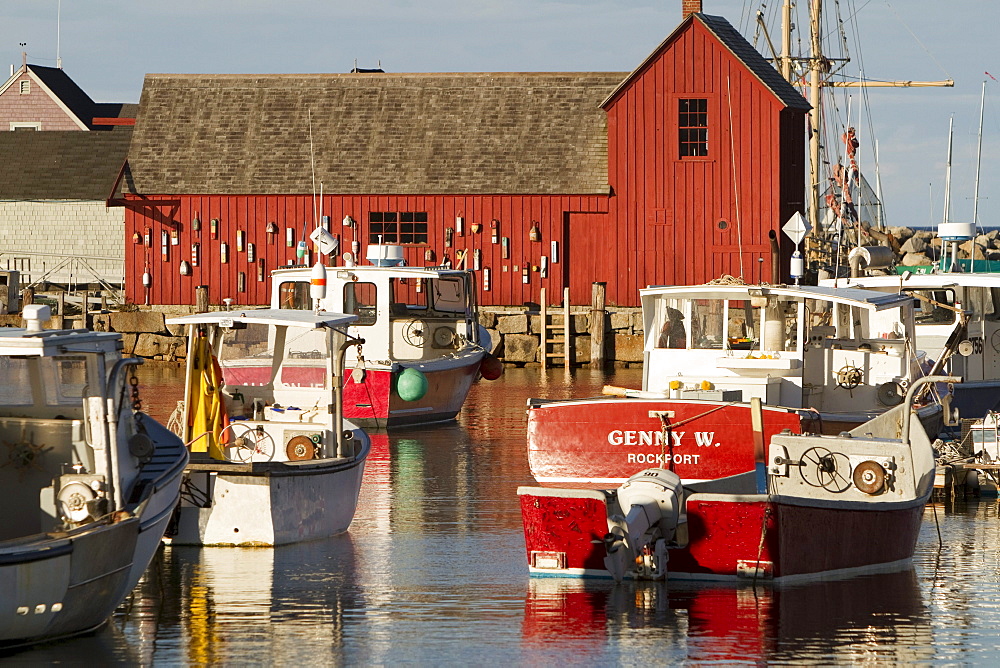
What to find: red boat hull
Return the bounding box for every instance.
[527,398,803,486]
[343,356,483,428]
[519,488,926,581]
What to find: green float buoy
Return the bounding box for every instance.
[396,367,428,401]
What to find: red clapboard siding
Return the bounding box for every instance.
[124,17,804,309]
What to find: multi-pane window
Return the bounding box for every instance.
[679,98,708,157]
[369,212,428,245]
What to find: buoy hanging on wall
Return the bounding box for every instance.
[179,261,191,276]
[395,367,428,402]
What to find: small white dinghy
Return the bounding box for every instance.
[166,304,371,546]
[0,305,189,647]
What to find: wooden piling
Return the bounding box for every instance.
[590,282,606,368]
[196,285,210,312]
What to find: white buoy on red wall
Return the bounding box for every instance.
[310,261,327,312]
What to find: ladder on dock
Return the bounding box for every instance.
[540,287,571,370]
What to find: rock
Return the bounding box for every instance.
[888,226,914,243]
[501,333,537,362]
[900,236,928,254]
[109,311,169,334]
[477,311,498,329]
[901,252,933,266]
[610,312,633,331]
[496,314,528,334]
[613,334,645,363]
[134,333,185,359]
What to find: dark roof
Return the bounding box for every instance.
[698,14,811,111]
[602,14,811,111]
[0,130,132,199]
[127,72,626,196]
[28,65,137,130]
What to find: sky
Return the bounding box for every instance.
[2,1,998,232]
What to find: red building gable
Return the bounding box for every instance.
[121,13,808,308]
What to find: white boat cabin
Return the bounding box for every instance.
[270,264,484,367]
[639,283,923,416]
[167,309,362,462]
[0,306,148,540]
[826,273,1000,384]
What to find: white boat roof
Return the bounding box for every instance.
[0,327,123,356]
[166,308,357,329]
[639,283,911,311]
[824,272,1000,290]
[272,264,470,281]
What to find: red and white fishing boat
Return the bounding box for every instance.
[271,244,499,428]
[519,376,946,583]
[528,281,947,487]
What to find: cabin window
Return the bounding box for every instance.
[690,299,724,349]
[42,356,91,405]
[911,289,956,325]
[369,212,428,245]
[391,278,428,314]
[0,358,32,405]
[277,281,311,310]
[344,282,378,325]
[967,287,997,319]
[678,98,708,157]
[655,299,688,348]
[432,277,468,313]
[988,289,1000,321]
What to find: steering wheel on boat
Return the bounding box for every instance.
[798,446,852,493]
[835,365,864,390]
[220,423,275,463]
[401,319,426,347]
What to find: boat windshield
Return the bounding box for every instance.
[0,355,94,407]
[218,324,329,390]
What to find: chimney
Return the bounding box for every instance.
[683,0,702,19]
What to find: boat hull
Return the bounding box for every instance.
[527,397,944,487]
[344,352,484,428]
[527,398,802,486]
[518,487,927,582]
[168,442,370,546]
[0,517,140,647]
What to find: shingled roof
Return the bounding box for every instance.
[127,72,626,196]
[0,130,132,199]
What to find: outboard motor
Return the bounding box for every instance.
[604,468,684,581]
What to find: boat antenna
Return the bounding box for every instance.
[309,109,318,229]
[943,114,953,227]
[56,0,62,68]
[973,81,985,234]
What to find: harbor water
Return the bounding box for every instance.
[7,365,1000,665]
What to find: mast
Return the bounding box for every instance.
[943,115,953,225]
[779,0,792,82]
[973,81,985,229]
[807,0,824,237]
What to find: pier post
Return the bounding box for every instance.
[196,285,210,312]
[590,282,606,368]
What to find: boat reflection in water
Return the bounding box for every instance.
[141,538,360,665]
[521,569,932,664]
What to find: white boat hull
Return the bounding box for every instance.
[169,444,369,547]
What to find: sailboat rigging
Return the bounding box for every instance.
[751,0,954,276]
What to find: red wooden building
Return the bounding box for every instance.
[121,6,808,308]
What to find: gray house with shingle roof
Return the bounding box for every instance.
[123,9,809,308]
[0,59,136,298]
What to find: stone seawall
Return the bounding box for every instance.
[0,305,648,367]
